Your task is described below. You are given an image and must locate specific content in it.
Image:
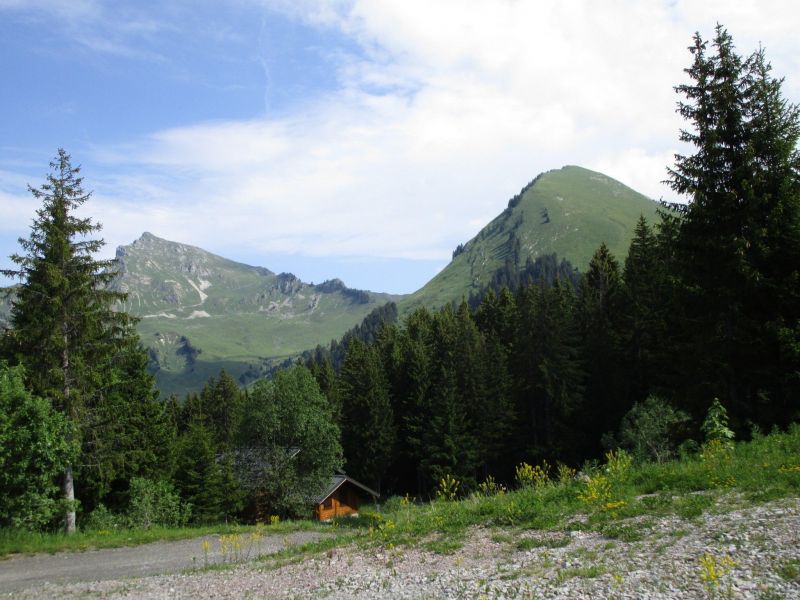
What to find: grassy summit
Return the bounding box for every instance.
[401,166,660,313]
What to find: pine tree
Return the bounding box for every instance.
[621,217,670,400]
[396,308,436,494]
[666,27,800,426]
[373,322,417,494]
[201,369,243,450]
[337,339,395,492]
[514,281,584,462]
[174,421,224,524]
[1,149,140,533]
[79,333,175,513]
[741,48,800,424]
[574,244,627,454]
[470,297,516,475]
[309,356,340,423]
[421,306,481,490]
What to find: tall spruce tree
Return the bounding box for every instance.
[666,27,800,426]
[576,243,627,446]
[174,421,225,523]
[337,339,395,492]
[199,369,243,450]
[79,337,175,513]
[1,149,142,533]
[514,281,584,462]
[621,216,671,401]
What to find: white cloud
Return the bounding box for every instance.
[0,192,36,234]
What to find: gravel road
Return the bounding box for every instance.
[0,530,326,595]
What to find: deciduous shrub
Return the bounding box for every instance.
[616,395,690,463]
[126,477,190,529]
[702,398,735,447]
[0,363,78,530]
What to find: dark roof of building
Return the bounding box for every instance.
[315,472,380,504]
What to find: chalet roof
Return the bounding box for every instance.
[315,472,380,504]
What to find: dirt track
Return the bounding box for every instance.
[0,530,325,595]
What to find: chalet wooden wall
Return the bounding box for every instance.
[315,486,361,521]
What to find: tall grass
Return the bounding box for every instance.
[351,424,800,553]
[0,520,323,558]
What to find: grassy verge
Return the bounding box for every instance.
[345,424,800,553]
[0,519,324,559]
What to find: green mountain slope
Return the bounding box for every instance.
[400,165,660,312]
[110,233,401,396]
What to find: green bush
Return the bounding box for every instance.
[82,503,122,531]
[702,398,734,446]
[616,395,689,463]
[0,363,78,530]
[126,478,190,529]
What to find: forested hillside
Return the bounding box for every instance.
[308,27,800,495]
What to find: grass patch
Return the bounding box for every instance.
[555,564,604,582]
[776,558,800,582]
[0,520,324,559]
[424,535,465,554]
[516,536,571,551]
[491,532,514,544]
[674,493,716,519]
[600,523,646,542]
[638,493,674,512]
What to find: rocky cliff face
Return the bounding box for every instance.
[0,287,13,329]
[111,232,275,316]
[109,232,400,396]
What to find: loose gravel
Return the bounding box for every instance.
[7,495,800,599]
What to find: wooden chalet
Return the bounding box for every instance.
[313,473,379,521]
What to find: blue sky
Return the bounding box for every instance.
[2,1,799,294]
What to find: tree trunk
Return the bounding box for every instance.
[62,324,76,535]
[63,464,76,534]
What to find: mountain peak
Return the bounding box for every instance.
[401,166,659,312]
[106,232,399,396]
[134,231,164,244]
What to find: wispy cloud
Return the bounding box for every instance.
[0,0,174,62]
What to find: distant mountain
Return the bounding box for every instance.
[400,166,660,312]
[110,233,402,396]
